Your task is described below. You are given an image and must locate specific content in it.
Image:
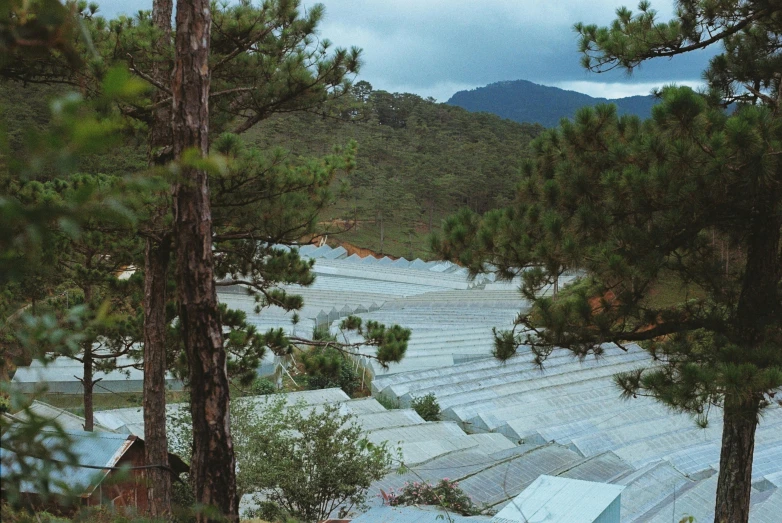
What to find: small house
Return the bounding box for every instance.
[1,428,188,514]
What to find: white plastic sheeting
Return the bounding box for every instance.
[11,353,184,394]
[371,342,782,521]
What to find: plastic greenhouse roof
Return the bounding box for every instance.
[13,401,114,433]
[643,473,718,523]
[616,461,694,522]
[491,475,624,523]
[750,488,782,523]
[557,451,633,483]
[351,505,492,523]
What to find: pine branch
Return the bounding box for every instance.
[127,54,171,95]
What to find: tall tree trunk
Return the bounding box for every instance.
[149,0,175,168]
[143,0,175,517]
[143,236,173,517]
[713,204,780,523]
[172,0,238,519]
[81,284,94,432]
[81,346,94,431]
[714,395,759,523]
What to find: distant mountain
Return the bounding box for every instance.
[447,79,657,127]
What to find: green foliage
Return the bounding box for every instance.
[301,345,361,396]
[0,505,59,523]
[410,392,440,422]
[171,474,197,522]
[574,0,781,113]
[0,1,153,494]
[388,478,481,516]
[248,377,277,396]
[375,394,400,410]
[438,6,782,515]
[172,397,393,521]
[236,397,394,521]
[338,316,410,368]
[242,501,305,523]
[245,85,543,258]
[437,90,782,412]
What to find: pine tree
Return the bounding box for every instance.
[436,86,782,522]
[1,0,157,499]
[3,3,409,515]
[142,0,174,514]
[436,6,782,521]
[49,174,143,432]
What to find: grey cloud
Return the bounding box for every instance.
[315,1,715,95]
[96,0,716,100]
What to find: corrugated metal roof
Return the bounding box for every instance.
[1,429,135,497]
[491,475,624,523]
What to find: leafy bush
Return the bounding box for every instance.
[410,392,440,421]
[249,377,276,395]
[388,479,480,516]
[243,500,304,522]
[169,396,396,521]
[0,505,57,523]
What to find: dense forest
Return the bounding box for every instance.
[1,81,543,258]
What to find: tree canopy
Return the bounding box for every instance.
[436,2,782,522]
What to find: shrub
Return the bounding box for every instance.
[388,478,480,516]
[249,377,276,395]
[410,392,440,421]
[242,500,301,522]
[233,397,395,521]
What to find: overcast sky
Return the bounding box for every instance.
[96,0,714,101]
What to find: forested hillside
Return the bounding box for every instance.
[2,81,542,259]
[0,83,148,177]
[448,79,656,127]
[246,84,543,257]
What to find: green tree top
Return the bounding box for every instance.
[435,86,782,523]
[576,0,782,106]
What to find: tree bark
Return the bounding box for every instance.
[143,236,172,517]
[714,395,760,523]
[172,0,238,519]
[82,346,94,432]
[149,0,175,167]
[713,201,780,523]
[81,284,94,432]
[142,0,175,517]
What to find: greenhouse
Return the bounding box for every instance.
[10,354,184,394]
[12,242,782,522]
